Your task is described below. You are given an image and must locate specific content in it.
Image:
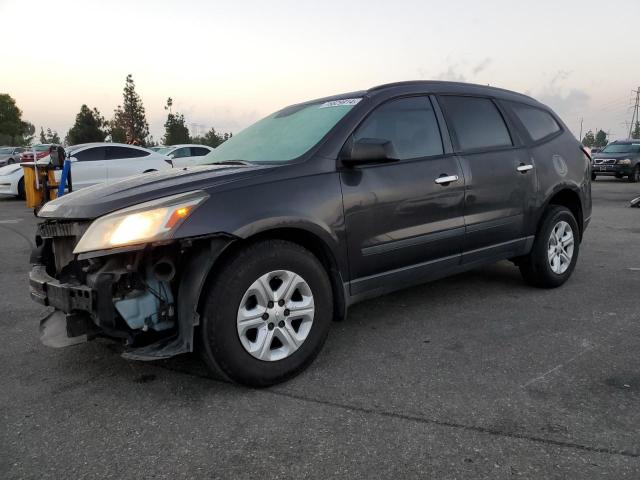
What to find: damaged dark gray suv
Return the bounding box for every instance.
[30,81,592,386]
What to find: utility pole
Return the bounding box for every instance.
[579,117,583,141]
[629,87,640,139]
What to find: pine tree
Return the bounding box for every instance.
[594,129,608,148]
[110,74,149,145]
[66,105,108,145]
[162,97,191,145]
[581,130,595,148]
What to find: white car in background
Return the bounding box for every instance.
[0,143,173,198]
[154,144,214,168]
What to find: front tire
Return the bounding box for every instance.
[17,178,25,200]
[199,240,333,387]
[591,173,596,181]
[519,206,580,288]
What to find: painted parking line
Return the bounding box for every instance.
[0,219,22,224]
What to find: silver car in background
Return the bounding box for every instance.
[0,146,26,166]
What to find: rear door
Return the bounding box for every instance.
[105,146,152,181]
[340,96,466,295]
[437,95,535,264]
[71,146,107,188]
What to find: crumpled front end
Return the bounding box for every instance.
[29,218,232,360]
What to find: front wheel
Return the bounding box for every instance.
[199,240,333,387]
[629,165,640,183]
[17,178,25,200]
[519,206,580,288]
[591,173,596,181]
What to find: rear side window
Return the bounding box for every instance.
[74,147,106,161]
[439,96,512,151]
[353,96,444,160]
[106,146,150,159]
[511,103,561,141]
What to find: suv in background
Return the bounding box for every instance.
[30,81,591,387]
[591,140,640,182]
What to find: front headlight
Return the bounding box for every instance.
[617,158,632,165]
[73,190,209,254]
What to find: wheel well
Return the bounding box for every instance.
[199,228,347,322]
[547,189,583,238]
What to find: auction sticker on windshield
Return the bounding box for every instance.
[320,98,362,108]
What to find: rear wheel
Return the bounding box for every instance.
[199,240,333,387]
[591,172,596,181]
[519,206,580,288]
[629,165,640,183]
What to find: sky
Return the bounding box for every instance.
[1,0,639,143]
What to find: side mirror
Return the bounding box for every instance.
[69,156,78,163]
[341,138,399,166]
[167,154,175,160]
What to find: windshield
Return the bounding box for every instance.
[0,148,13,154]
[204,98,361,164]
[601,143,640,154]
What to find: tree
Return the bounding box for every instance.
[581,130,595,148]
[632,121,640,140]
[594,129,608,148]
[162,97,190,145]
[110,74,149,145]
[0,93,34,145]
[66,105,108,145]
[39,127,61,144]
[192,127,233,148]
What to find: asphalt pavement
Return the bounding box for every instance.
[1,178,639,479]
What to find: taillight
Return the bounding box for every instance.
[580,145,592,162]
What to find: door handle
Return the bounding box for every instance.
[434,174,459,185]
[517,164,534,173]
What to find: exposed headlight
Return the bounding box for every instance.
[73,190,208,254]
[617,158,632,165]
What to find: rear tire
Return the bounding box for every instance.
[199,240,333,387]
[519,206,580,288]
[591,173,596,181]
[629,165,640,183]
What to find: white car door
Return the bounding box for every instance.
[71,146,108,189]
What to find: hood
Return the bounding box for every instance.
[592,152,637,161]
[38,163,272,220]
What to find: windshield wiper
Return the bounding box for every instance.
[214,160,254,166]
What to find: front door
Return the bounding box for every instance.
[340,96,466,295]
[72,146,107,189]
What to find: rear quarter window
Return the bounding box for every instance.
[438,96,512,151]
[510,103,561,142]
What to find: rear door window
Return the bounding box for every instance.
[353,96,444,160]
[439,96,513,151]
[171,147,191,158]
[106,146,150,159]
[191,147,210,156]
[74,147,106,161]
[510,103,561,141]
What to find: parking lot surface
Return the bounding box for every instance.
[1,179,639,479]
